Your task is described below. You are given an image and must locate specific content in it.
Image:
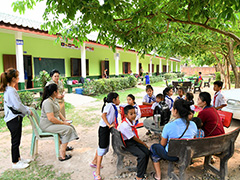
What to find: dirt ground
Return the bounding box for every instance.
[0,85,239,180]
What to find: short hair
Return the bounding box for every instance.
[199,92,211,106]
[199,72,202,75]
[178,87,184,93]
[146,85,153,91]
[186,92,194,101]
[213,80,223,88]
[146,72,149,74]
[156,93,164,100]
[124,105,135,115]
[50,69,60,77]
[192,117,202,129]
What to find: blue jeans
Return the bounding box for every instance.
[150,144,179,162]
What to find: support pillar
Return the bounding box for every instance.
[176,62,178,72]
[81,43,86,78]
[136,54,139,75]
[115,51,119,76]
[167,59,169,73]
[150,57,152,76]
[159,59,162,73]
[15,32,25,90]
[171,61,173,72]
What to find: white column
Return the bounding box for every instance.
[171,61,173,72]
[15,32,24,84]
[159,59,162,73]
[166,59,169,73]
[176,62,178,72]
[136,54,139,75]
[81,43,86,78]
[150,57,152,76]
[115,51,119,76]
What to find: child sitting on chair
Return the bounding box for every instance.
[192,117,205,138]
[118,105,149,180]
[175,87,185,101]
[142,85,156,105]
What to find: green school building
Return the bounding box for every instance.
[0,13,180,90]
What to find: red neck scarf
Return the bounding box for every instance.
[122,118,139,138]
[213,91,220,107]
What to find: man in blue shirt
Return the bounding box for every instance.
[145,72,150,85]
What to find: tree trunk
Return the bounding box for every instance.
[212,52,227,87]
[227,39,240,88]
[225,55,231,89]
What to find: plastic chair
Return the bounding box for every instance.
[28,108,60,159]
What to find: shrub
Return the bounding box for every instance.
[19,91,34,106]
[83,76,137,95]
[215,72,221,81]
[144,75,163,84]
[164,73,177,80]
[0,95,3,110]
[176,72,185,78]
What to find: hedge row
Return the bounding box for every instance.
[83,76,137,95]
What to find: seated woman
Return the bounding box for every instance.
[150,99,197,180]
[40,83,79,161]
[197,92,225,137]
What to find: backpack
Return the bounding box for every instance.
[154,101,171,126]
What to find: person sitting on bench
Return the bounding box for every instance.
[150,99,197,180]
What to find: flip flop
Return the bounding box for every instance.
[66,146,74,151]
[59,155,72,161]
[151,172,161,180]
[93,171,102,180]
[90,163,103,169]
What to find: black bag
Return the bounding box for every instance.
[8,106,22,115]
[154,101,171,126]
[79,77,85,84]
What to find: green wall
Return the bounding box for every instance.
[0,32,16,72]
[0,31,180,77]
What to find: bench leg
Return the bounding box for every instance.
[116,154,124,176]
[168,162,174,179]
[30,134,36,158]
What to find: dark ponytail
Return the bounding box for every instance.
[163,86,172,99]
[101,92,119,112]
[127,94,136,104]
[0,68,19,92]
[173,99,192,124]
[40,83,58,108]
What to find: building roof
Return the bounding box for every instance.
[0,12,180,62]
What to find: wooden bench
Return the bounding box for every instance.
[66,83,83,93]
[167,127,240,180]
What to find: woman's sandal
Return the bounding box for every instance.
[152,172,161,180]
[66,146,74,151]
[90,163,103,169]
[59,154,72,161]
[93,171,102,180]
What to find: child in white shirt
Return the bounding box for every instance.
[175,87,185,101]
[118,105,149,180]
[163,86,174,111]
[142,85,156,105]
[213,81,227,110]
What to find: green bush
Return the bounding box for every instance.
[83,76,137,95]
[215,72,221,81]
[19,91,34,106]
[164,73,177,80]
[144,75,163,84]
[0,94,3,110]
[176,72,185,78]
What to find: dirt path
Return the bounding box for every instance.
[0,85,239,180]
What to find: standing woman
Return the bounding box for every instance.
[40,83,79,161]
[0,68,33,169]
[46,69,66,117]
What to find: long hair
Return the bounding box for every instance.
[127,94,136,104]
[199,92,211,106]
[40,83,58,108]
[173,99,192,124]
[163,86,172,98]
[101,92,119,112]
[0,68,19,92]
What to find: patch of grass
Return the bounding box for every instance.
[0,161,71,180]
[94,87,144,102]
[151,80,166,87]
[86,107,100,112]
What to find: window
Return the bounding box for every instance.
[71,58,89,76]
[122,62,131,74]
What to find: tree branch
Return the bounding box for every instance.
[154,21,170,34]
[187,2,191,21]
[165,14,240,43]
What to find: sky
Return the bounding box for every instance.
[0,0,46,22]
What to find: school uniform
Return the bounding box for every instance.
[98,103,118,156]
[212,91,226,110]
[145,75,150,84]
[142,94,156,104]
[165,95,174,111]
[118,118,149,178]
[175,95,185,101]
[119,104,141,125]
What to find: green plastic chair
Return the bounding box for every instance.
[28,108,60,159]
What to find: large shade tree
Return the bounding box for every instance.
[13,0,240,87]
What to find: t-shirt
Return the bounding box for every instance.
[118,118,136,140]
[197,106,225,137]
[99,103,117,127]
[175,95,185,101]
[162,118,197,152]
[212,91,226,110]
[142,94,156,103]
[165,95,174,111]
[145,75,150,84]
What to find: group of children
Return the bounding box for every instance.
[91,79,227,180]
